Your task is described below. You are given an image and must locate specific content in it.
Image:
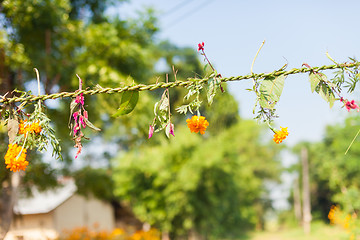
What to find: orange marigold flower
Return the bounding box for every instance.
[186,115,209,135]
[19,120,42,135]
[273,126,289,144]
[5,143,28,172]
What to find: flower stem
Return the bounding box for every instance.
[202,50,216,73]
[34,68,42,110]
[251,40,266,75]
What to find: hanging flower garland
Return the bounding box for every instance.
[1,43,360,171]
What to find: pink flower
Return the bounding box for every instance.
[73,112,79,122]
[198,42,205,52]
[148,125,154,139]
[79,115,86,128]
[74,137,82,159]
[343,99,360,112]
[75,94,84,106]
[84,110,88,119]
[74,123,80,135]
[169,123,175,137]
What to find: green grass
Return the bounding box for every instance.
[248,222,349,240]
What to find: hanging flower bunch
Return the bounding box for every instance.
[2,95,62,172]
[175,42,222,136]
[68,75,101,159]
[186,115,209,135]
[2,69,63,172]
[272,126,289,144]
[5,143,28,172]
[149,75,175,139]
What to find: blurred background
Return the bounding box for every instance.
[1,0,360,239]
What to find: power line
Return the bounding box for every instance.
[163,0,194,17]
[163,0,215,29]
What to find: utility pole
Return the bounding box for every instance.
[301,147,312,234]
[293,176,302,224]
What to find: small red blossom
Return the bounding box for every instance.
[148,125,154,139]
[75,93,84,106]
[169,123,175,137]
[341,98,360,112]
[79,115,86,128]
[198,42,205,52]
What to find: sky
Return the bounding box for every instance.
[111,0,360,147]
[108,0,360,209]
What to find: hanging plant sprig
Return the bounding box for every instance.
[5,68,63,172]
[248,40,289,144]
[149,74,175,139]
[326,51,360,94]
[68,74,101,159]
[198,42,224,105]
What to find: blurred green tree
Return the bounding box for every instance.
[309,116,360,215]
[113,112,280,239]
[290,116,360,222]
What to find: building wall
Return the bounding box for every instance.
[54,194,115,234]
[5,213,58,240]
[5,194,115,240]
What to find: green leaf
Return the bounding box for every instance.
[207,77,220,105]
[259,75,286,109]
[176,105,188,115]
[84,118,101,131]
[316,81,335,108]
[112,91,139,117]
[68,98,79,127]
[159,96,169,112]
[154,101,160,116]
[309,72,322,92]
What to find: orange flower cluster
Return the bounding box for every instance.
[273,126,289,144]
[61,226,159,240]
[186,115,209,135]
[328,205,354,231]
[5,143,28,172]
[19,120,42,135]
[129,229,160,240]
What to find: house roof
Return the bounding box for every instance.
[14,180,77,215]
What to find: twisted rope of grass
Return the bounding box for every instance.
[1,62,359,104]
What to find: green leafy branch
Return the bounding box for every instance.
[248,40,287,124]
[176,82,203,115]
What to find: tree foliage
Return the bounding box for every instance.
[113,116,280,238]
[308,116,360,214]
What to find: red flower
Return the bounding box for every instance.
[169,123,175,137]
[198,42,205,51]
[75,93,84,106]
[148,125,154,139]
[342,98,360,112]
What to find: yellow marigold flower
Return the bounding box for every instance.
[186,115,209,135]
[273,126,289,144]
[19,120,42,135]
[5,143,28,172]
[111,228,125,237]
